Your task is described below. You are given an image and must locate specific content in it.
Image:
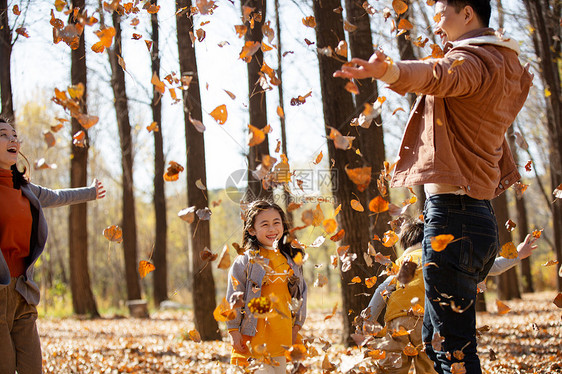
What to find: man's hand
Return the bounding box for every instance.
[229,330,249,354]
[333,50,388,80]
[91,178,106,200]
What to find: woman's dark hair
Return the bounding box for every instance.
[242,199,303,259]
[0,117,29,187]
[399,218,424,250]
[439,0,491,27]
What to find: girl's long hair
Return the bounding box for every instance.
[242,199,303,259]
[0,117,29,187]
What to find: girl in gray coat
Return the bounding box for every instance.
[0,119,105,373]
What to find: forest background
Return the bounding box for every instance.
[1,0,561,360]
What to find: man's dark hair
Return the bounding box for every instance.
[399,219,424,250]
[440,0,491,27]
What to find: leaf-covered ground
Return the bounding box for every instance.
[39,291,561,373]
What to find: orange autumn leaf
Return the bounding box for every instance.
[350,199,364,212]
[381,230,399,247]
[499,241,518,259]
[234,24,247,38]
[186,329,201,343]
[328,127,354,150]
[431,234,454,252]
[313,151,323,165]
[345,166,371,192]
[532,229,543,239]
[276,105,284,118]
[146,122,159,132]
[210,104,228,124]
[392,0,408,14]
[403,342,418,356]
[330,229,345,242]
[91,27,115,53]
[43,130,56,148]
[554,184,562,200]
[397,18,413,30]
[365,275,377,288]
[302,16,316,28]
[239,41,261,60]
[72,130,86,147]
[369,196,389,213]
[103,225,123,243]
[322,218,337,234]
[138,260,155,279]
[248,124,266,146]
[163,161,184,182]
[217,245,231,270]
[151,72,166,94]
[15,27,29,38]
[76,113,99,129]
[448,57,466,74]
[334,204,342,217]
[345,80,359,95]
[351,276,361,284]
[12,5,21,15]
[146,4,160,14]
[213,297,236,322]
[496,299,511,315]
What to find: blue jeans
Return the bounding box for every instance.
[422,194,499,374]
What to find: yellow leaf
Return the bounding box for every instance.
[496,299,511,315]
[103,225,123,243]
[392,0,408,15]
[313,151,323,165]
[365,275,377,288]
[276,105,284,118]
[350,199,364,212]
[138,260,155,279]
[302,16,316,28]
[369,196,389,213]
[151,72,166,94]
[381,230,399,247]
[322,218,337,234]
[213,297,236,322]
[351,276,361,283]
[248,124,266,146]
[187,329,201,343]
[499,241,518,259]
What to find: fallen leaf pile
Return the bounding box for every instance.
[37,292,561,373]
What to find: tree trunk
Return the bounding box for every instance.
[243,0,271,200]
[313,0,375,346]
[176,0,220,340]
[0,0,14,123]
[108,11,145,313]
[522,0,562,291]
[492,193,521,300]
[149,0,168,307]
[68,0,99,317]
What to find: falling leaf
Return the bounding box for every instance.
[200,247,218,262]
[43,130,56,148]
[345,80,359,95]
[195,179,206,190]
[103,225,123,243]
[195,28,206,42]
[151,72,166,94]
[524,160,532,172]
[139,260,155,279]
[532,228,543,238]
[392,0,408,14]
[12,5,21,15]
[145,40,153,51]
[213,297,236,322]
[330,229,345,242]
[313,151,323,165]
[335,40,348,58]
[146,122,159,132]
[448,57,466,74]
[178,206,196,223]
[163,161,184,181]
[345,166,371,192]
[196,207,212,221]
[431,234,454,252]
[505,219,516,232]
[285,344,308,362]
[324,303,338,320]
[499,241,517,259]
[216,245,231,270]
[343,20,357,32]
[248,124,267,146]
[34,158,57,170]
[322,218,337,234]
[351,276,361,284]
[432,331,445,351]
[397,260,418,284]
[542,260,559,267]
[72,130,86,147]
[189,113,205,133]
[451,362,467,374]
[369,196,389,213]
[15,27,30,38]
[403,342,418,356]
[239,41,261,61]
[91,27,116,53]
[302,16,316,28]
[210,104,227,124]
[392,107,405,115]
[234,24,247,38]
[351,199,364,212]
[365,275,377,288]
[397,18,413,30]
[496,299,511,315]
[544,88,551,97]
[76,113,99,129]
[381,230,399,247]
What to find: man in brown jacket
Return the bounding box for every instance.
[335,1,532,373]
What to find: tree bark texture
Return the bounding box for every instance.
[108,11,144,308]
[150,0,168,307]
[522,0,562,291]
[69,0,99,317]
[176,0,220,340]
[313,0,376,346]
[492,193,521,300]
[243,0,271,200]
[0,0,14,123]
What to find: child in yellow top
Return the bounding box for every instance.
[226,200,307,373]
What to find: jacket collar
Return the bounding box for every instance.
[445,28,521,55]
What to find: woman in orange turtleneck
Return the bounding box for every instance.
[0,119,105,373]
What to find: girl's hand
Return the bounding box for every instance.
[229,330,249,354]
[517,234,538,260]
[292,325,301,345]
[91,178,106,199]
